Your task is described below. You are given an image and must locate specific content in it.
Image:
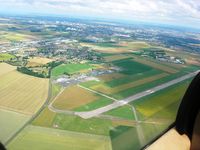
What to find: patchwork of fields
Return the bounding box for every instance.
[1,40,199,150]
[33,108,113,136]
[40,49,198,150]
[0,63,49,144]
[80,54,199,100]
[0,70,49,115]
[7,125,112,150]
[131,80,191,122]
[0,32,36,42]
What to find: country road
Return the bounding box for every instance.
[75,70,200,119]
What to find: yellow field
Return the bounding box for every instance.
[53,85,98,110]
[92,73,168,94]
[27,57,54,67]
[0,63,16,76]
[186,58,200,66]
[80,43,129,53]
[104,54,131,62]
[0,68,49,115]
[2,32,34,41]
[132,57,178,74]
[81,41,151,53]
[119,41,150,50]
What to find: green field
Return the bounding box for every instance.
[95,42,122,48]
[7,125,112,150]
[110,123,170,150]
[131,80,191,121]
[0,53,15,61]
[105,69,162,88]
[51,83,63,100]
[105,106,135,120]
[33,108,113,136]
[80,70,162,90]
[113,59,153,75]
[113,69,194,99]
[110,126,142,150]
[52,63,94,77]
[74,97,113,112]
[79,58,164,97]
[0,109,30,144]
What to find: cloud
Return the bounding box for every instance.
[0,0,200,27]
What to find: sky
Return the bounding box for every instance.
[0,0,200,28]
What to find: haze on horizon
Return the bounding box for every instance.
[0,0,200,29]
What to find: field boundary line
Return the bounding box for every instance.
[4,79,52,146]
[78,84,118,101]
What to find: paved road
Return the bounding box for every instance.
[75,70,200,119]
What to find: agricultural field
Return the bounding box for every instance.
[0,15,200,150]
[102,80,191,123]
[105,105,135,120]
[52,85,114,111]
[74,97,113,112]
[81,43,128,53]
[33,109,113,136]
[131,80,191,122]
[113,59,153,75]
[108,81,192,150]
[81,53,198,99]
[0,32,35,42]
[97,73,126,82]
[119,41,151,50]
[7,125,112,150]
[110,122,168,150]
[0,109,30,144]
[0,65,49,115]
[131,56,179,74]
[90,73,168,95]
[52,85,99,110]
[110,126,142,150]
[51,83,63,100]
[103,70,162,87]
[52,63,95,77]
[0,53,15,61]
[104,54,131,62]
[112,71,191,99]
[32,108,56,127]
[26,57,54,67]
[80,58,170,97]
[81,41,151,53]
[0,63,16,76]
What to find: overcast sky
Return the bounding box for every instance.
[0,0,200,28]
